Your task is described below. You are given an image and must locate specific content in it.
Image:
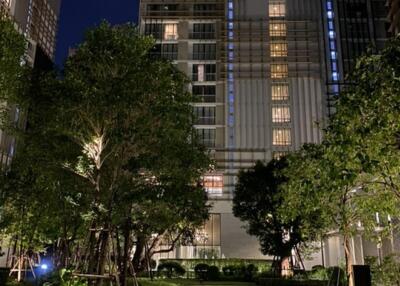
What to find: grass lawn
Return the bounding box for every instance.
[137,279,256,286]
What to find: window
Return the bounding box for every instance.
[269,22,287,37]
[271,64,288,78]
[147,4,179,16]
[151,44,178,60]
[273,128,291,146]
[272,84,289,101]
[192,85,216,102]
[145,24,178,40]
[273,151,288,160]
[202,175,223,195]
[269,3,286,17]
[193,64,216,81]
[145,23,162,39]
[197,129,216,147]
[164,24,178,40]
[193,44,216,60]
[194,4,217,16]
[191,23,215,39]
[271,42,288,57]
[194,107,216,125]
[272,105,291,123]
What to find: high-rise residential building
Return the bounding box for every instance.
[0,0,61,169]
[321,0,388,113]
[389,0,400,34]
[139,0,327,261]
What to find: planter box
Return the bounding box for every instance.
[0,268,10,285]
[258,278,327,286]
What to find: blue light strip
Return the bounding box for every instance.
[227,4,234,143]
[326,0,339,90]
[227,0,235,191]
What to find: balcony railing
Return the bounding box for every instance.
[192,73,217,82]
[189,32,216,40]
[196,117,216,125]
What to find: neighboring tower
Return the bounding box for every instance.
[0,0,61,169]
[321,0,389,113]
[389,0,400,34]
[139,0,327,260]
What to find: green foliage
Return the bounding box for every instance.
[280,36,400,281]
[194,263,209,280]
[233,159,305,260]
[138,280,179,286]
[158,262,186,278]
[42,269,88,286]
[258,278,326,286]
[207,266,220,281]
[366,254,400,286]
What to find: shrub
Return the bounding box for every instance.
[222,265,235,276]
[244,264,259,281]
[366,254,400,286]
[258,278,327,286]
[308,266,330,281]
[157,261,186,278]
[194,263,209,280]
[207,265,220,280]
[137,279,179,286]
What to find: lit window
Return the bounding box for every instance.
[203,175,223,196]
[273,128,291,146]
[271,64,288,78]
[272,84,289,101]
[269,22,286,37]
[164,23,178,40]
[272,105,291,123]
[271,42,288,57]
[269,3,285,17]
[273,151,288,160]
[193,64,216,82]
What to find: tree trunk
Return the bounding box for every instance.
[96,223,110,286]
[132,235,146,272]
[120,219,131,286]
[87,220,99,275]
[344,234,354,286]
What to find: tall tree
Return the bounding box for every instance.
[233,159,306,274]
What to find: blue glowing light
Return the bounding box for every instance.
[41,264,48,270]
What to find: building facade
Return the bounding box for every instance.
[139,0,327,260]
[0,0,61,170]
[321,0,388,113]
[389,0,400,34]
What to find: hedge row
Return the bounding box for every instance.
[258,278,327,286]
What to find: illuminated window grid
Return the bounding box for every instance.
[271,64,288,79]
[269,22,287,37]
[271,42,288,57]
[272,128,291,146]
[271,84,289,101]
[269,3,286,18]
[202,174,223,195]
[164,23,178,40]
[273,151,289,160]
[272,105,291,123]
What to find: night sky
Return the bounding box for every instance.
[55,0,139,66]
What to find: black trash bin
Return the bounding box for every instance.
[353,265,371,286]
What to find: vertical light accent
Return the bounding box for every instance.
[326,0,339,90]
[269,0,291,149]
[227,0,235,193]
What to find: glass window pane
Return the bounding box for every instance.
[273,128,291,146]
